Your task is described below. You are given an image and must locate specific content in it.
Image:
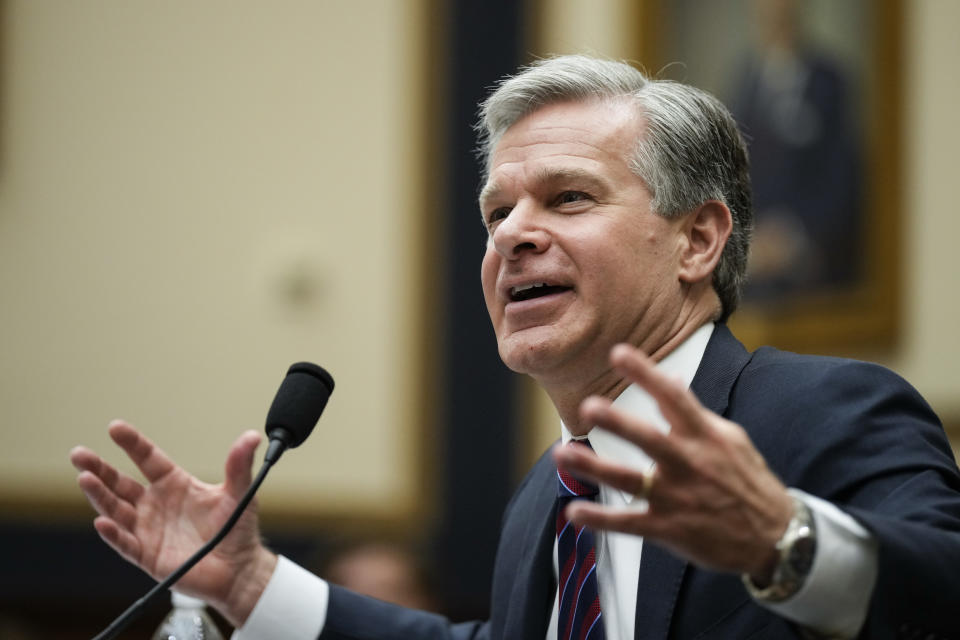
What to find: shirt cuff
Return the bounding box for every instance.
[231,555,329,640]
[754,489,878,638]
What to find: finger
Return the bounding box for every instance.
[224,430,262,500]
[76,470,138,531]
[610,344,708,435]
[579,396,688,470]
[554,443,651,497]
[108,420,176,483]
[69,445,145,504]
[564,501,662,538]
[93,515,143,567]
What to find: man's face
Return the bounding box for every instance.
[479,99,687,386]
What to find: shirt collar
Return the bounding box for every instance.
[560,322,715,502]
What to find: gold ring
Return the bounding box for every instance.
[637,467,656,501]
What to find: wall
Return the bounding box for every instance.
[882,0,960,433]
[0,0,431,523]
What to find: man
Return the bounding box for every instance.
[71,55,960,639]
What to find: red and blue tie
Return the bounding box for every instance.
[556,440,605,640]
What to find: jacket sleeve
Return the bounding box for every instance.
[320,585,489,640]
[738,355,960,640]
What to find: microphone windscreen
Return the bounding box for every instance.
[265,362,335,448]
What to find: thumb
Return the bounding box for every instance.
[224,430,262,500]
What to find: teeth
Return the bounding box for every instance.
[511,282,548,296]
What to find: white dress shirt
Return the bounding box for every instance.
[234,323,878,639]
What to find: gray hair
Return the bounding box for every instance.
[477,54,752,321]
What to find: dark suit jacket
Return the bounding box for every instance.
[320,325,960,640]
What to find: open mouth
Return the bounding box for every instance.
[509,282,572,302]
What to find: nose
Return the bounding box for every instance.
[490,201,550,260]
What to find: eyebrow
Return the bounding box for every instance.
[478,181,500,209]
[535,167,611,195]
[478,167,611,209]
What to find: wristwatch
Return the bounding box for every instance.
[742,494,818,602]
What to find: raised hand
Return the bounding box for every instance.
[553,343,794,582]
[70,420,276,626]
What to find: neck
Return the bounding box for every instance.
[541,294,718,435]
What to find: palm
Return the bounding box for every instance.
[136,472,249,592]
[71,421,265,603]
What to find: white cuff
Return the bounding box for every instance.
[231,555,328,640]
[756,489,878,638]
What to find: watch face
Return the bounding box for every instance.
[787,527,817,576]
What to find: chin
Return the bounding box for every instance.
[497,330,574,377]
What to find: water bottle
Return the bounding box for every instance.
[151,591,224,640]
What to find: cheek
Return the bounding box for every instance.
[480,249,500,316]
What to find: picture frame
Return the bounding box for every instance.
[639,0,903,354]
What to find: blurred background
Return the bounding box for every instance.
[1,0,957,636]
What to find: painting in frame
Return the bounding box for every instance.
[639,0,903,354]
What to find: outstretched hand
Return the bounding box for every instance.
[554,344,794,582]
[70,420,276,626]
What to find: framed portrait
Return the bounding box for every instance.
[639,0,903,354]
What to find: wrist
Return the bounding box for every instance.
[742,494,818,602]
[744,487,795,584]
[219,547,278,627]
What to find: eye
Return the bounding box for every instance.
[554,191,590,206]
[485,206,511,230]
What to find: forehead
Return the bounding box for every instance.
[481,99,642,201]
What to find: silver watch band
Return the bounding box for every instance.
[742,494,818,602]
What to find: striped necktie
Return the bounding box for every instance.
[556,440,605,640]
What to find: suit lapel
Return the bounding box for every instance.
[501,451,560,640]
[634,324,752,640]
[688,324,750,419]
[634,542,688,640]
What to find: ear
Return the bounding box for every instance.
[678,200,733,285]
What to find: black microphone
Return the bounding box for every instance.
[91,362,334,640]
[264,362,334,463]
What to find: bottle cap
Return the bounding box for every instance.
[171,591,207,608]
